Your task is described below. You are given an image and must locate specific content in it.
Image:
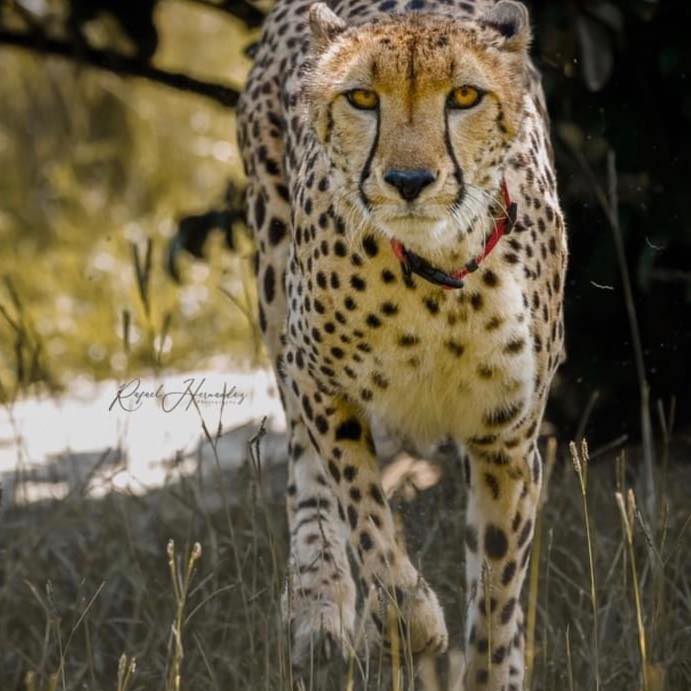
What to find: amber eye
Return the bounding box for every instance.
[345,89,379,110]
[448,85,483,110]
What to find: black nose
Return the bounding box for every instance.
[383,169,436,201]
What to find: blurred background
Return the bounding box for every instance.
[1,2,690,690]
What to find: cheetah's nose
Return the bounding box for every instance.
[383,169,436,202]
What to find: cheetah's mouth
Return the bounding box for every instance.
[388,180,516,291]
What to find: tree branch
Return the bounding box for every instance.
[0,27,240,108]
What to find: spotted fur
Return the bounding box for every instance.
[237,0,566,687]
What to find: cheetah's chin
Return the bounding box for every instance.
[376,216,457,257]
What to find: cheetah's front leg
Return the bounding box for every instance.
[283,406,357,670]
[462,433,542,691]
[282,349,448,659]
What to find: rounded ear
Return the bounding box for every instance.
[309,3,347,53]
[480,0,531,51]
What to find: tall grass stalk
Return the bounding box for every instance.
[615,490,649,691]
[525,436,557,689]
[166,539,202,691]
[116,654,136,691]
[569,439,600,691]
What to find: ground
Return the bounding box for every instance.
[2,423,690,691]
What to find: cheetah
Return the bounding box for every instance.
[237,0,567,688]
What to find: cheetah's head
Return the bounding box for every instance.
[306,1,531,262]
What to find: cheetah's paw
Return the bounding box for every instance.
[366,578,448,657]
[283,582,356,670]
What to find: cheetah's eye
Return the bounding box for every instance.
[345,89,379,111]
[447,85,483,110]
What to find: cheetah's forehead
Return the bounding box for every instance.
[312,16,525,100]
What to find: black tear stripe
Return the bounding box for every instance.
[443,110,465,206]
[358,109,381,211]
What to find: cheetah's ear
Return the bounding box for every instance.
[309,3,347,53]
[480,0,531,52]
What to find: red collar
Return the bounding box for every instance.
[390,179,516,289]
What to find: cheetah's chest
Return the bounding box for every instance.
[289,241,535,444]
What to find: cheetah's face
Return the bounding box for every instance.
[307,2,530,258]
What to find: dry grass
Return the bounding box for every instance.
[1,432,690,691]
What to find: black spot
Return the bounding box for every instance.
[363,235,379,257]
[470,293,484,311]
[350,275,366,291]
[517,518,533,548]
[359,531,373,551]
[484,472,500,500]
[369,484,385,506]
[328,460,341,483]
[424,297,439,315]
[398,334,419,347]
[504,338,526,355]
[366,314,382,328]
[254,194,266,228]
[347,505,358,529]
[445,339,465,357]
[372,372,388,389]
[477,365,494,380]
[483,400,524,427]
[344,465,358,482]
[380,301,398,316]
[482,269,499,287]
[297,497,330,511]
[502,560,517,586]
[492,645,507,664]
[263,265,275,303]
[484,524,508,560]
[478,596,497,616]
[521,544,532,568]
[381,269,396,283]
[335,417,362,441]
[368,512,382,528]
[268,217,287,245]
[301,394,313,420]
[334,240,347,256]
[315,415,329,434]
[316,271,327,289]
[500,597,516,624]
[349,486,362,502]
[476,669,489,685]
